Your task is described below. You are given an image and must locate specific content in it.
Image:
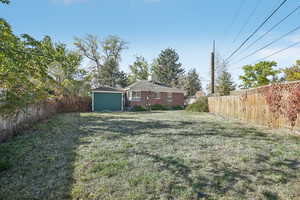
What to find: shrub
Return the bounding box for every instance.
[0,160,11,172]
[131,105,147,112]
[172,105,184,110]
[185,96,208,112]
[150,104,169,111]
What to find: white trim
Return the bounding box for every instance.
[92,91,95,112]
[92,90,123,94]
[122,93,124,111]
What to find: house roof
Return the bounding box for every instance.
[125,80,185,93]
[92,86,124,93]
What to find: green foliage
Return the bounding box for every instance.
[185,97,208,112]
[150,104,169,111]
[216,70,236,96]
[282,60,300,82]
[0,19,52,115]
[0,0,9,4]
[131,105,147,112]
[182,68,202,97]
[98,58,120,87]
[171,105,184,110]
[116,70,129,88]
[0,18,90,116]
[239,61,280,89]
[129,56,149,83]
[152,48,184,87]
[0,159,10,172]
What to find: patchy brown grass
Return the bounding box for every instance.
[1,111,300,200]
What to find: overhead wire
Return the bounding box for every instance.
[239,5,300,54]
[233,0,262,43]
[233,25,300,64]
[257,40,300,62]
[220,0,247,50]
[225,0,289,62]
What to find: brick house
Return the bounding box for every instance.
[125,80,185,107]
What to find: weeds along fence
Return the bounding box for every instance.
[0,96,91,142]
[208,81,300,131]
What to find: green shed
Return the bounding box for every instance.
[92,87,124,112]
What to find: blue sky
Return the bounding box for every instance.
[1,0,299,85]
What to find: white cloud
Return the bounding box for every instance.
[257,45,300,67]
[51,0,88,5]
[286,34,300,43]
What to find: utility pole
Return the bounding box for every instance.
[211,40,215,94]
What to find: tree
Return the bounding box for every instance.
[98,58,119,87]
[74,35,127,87]
[216,70,236,96]
[129,56,149,83]
[282,60,300,82]
[0,19,53,115]
[239,61,280,89]
[0,0,9,4]
[152,48,184,87]
[182,68,202,97]
[116,71,129,88]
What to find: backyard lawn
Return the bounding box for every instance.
[0,111,300,200]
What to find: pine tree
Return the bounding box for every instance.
[152,48,184,87]
[216,70,236,96]
[183,68,202,97]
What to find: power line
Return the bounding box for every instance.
[235,25,300,63]
[221,0,247,49]
[257,40,300,62]
[225,0,289,62]
[233,0,262,43]
[240,5,300,54]
[224,0,247,34]
[230,40,300,70]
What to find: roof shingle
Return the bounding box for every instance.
[126,80,185,93]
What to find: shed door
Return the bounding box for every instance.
[94,93,122,111]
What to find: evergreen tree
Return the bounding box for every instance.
[216,70,236,96]
[116,71,129,88]
[0,0,9,4]
[183,68,202,97]
[152,48,184,87]
[98,58,119,87]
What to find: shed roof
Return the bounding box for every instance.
[126,80,185,93]
[92,86,124,92]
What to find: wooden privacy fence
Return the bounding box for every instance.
[0,96,91,142]
[208,81,300,131]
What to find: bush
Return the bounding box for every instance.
[172,105,184,110]
[0,160,11,172]
[150,104,169,111]
[131,105,147,112]
[185,97,208,112]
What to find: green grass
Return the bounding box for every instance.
[0,111,300,200]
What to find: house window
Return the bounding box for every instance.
[167,93,172,102]
[152,92,160,99]
[130,91,141,101]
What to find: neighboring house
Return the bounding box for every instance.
[125,80,185,107]
[91,87,124,112]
